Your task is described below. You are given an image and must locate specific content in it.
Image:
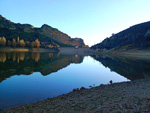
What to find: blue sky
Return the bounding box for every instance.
[0,0,150,46]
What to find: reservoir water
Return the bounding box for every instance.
[1,52,149,109]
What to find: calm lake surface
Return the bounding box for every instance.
[1,52,150,109]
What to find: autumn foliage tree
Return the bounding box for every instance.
[12,38,17,47]
[0,37,6,46]
[17,36,20,46]
[31,41,35,48]
[35,39,40,48]
[19,39,25,47]
[8,40,12,46]
[48,44,53,48]
[0,36,56,49]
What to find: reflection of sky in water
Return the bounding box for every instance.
[0,56,129,109]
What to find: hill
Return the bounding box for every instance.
[0,15,87,48]
[91,21,150,51]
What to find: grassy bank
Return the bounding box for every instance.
[3,76,150,112]
[0,47,58,52]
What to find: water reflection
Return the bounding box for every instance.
[0,54,129,110]
[91,54,150,80]
[1,52,150,109]
[1,52,150,82]
[0,52,84,83]
[0,53,6,62]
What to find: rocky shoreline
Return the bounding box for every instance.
[3,76,150,113]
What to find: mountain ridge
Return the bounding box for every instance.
[0,15,87,47]
[91,21,150,51]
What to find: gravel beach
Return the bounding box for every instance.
[3,76,150,113]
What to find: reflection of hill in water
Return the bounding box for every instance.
[0,52,84,82]
[91,55,150,80]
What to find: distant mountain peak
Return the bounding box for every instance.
[41,24,52,28]
[41,24,56,31]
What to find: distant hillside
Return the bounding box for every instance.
[91,21,150,50]
[0,15,87,47]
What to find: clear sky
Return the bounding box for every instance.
[0,0,150,46]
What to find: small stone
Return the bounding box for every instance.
[87,95,92,98]
[89,85,92,88]
[126,106,132,109]
[109,80,113,84]
[145,97,150,100]
[80,87,86,90]
[72,104,75,107]
[72,88,79,92]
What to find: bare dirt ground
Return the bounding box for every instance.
[58,47,92,55]
[3,76,150,113]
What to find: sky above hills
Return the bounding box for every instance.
[0,0,150,46]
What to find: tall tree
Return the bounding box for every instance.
[0,37,6,46]
[25,41,31,47]
[35,39,40,48]
[8,40,12,46]
[0,37,2,46]
[12,38,17,47]
[31,41,35,48]
[17,36,20,46]
[19,39,25,47]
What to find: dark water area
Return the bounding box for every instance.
[1,52,150,109]
[91,54,150,80]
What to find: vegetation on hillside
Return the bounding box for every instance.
[0,15,86,48]
[91,21,150,50]
[0,36,58,49]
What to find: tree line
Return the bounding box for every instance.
[0,36,57,48]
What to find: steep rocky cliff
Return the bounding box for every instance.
[0,15,86,47]
[91,21,150,50]
[38,24,85,46]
